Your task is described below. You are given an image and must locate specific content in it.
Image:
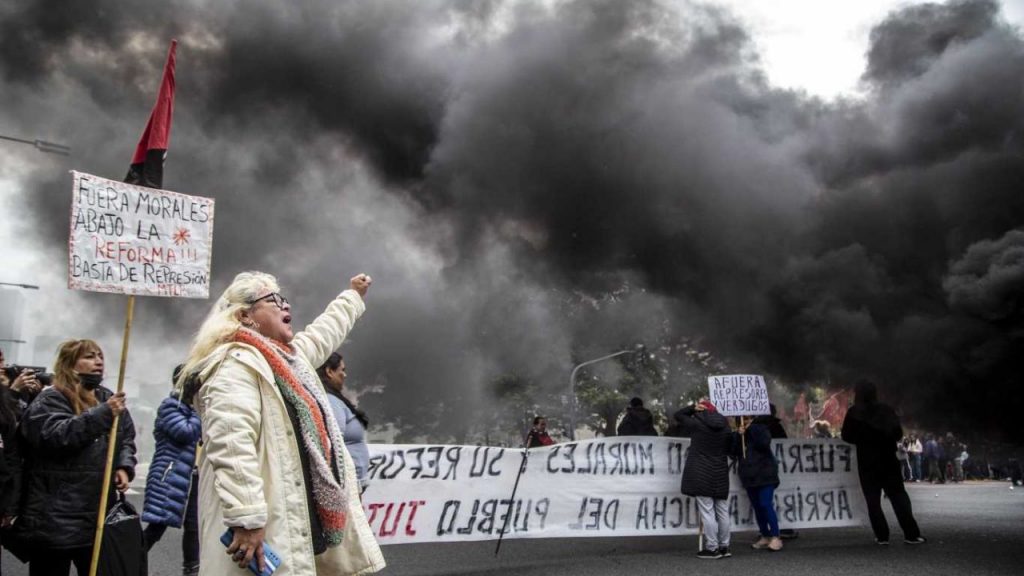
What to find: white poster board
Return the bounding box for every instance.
[362,437,865,545]
[707,374,771,416]
[68,171,214,298]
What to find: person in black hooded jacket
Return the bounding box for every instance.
[617,397,659,436]
[1,380,25,561]
[675,399,732,559]
[16,339,137,576]
[841,380,924,545]
[751,403,787,439]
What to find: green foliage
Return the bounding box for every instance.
[576,376,629,436]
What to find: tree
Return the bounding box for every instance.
[477,372,554,446]
[574,344,667,436]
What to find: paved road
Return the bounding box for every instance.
[4,481,1022,575]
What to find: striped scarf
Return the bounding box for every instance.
[233,328,349,546]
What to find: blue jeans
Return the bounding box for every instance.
[746,485,780,537]
[910,454,922,481]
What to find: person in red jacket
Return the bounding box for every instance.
[526,416,555,448]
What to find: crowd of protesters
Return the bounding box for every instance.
[1,339,136,576]
[0,271,382,576]
[892,433,966,483]
[517,386,1024,557]
[4,272,1024,574]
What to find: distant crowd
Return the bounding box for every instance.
[529,396,1024,487]
[1,271,381,576]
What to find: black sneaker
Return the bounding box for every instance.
[718,546,732,558]
[904,536,927,545]
[697,549,722,559]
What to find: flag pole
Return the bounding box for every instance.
[88,294,136,576]
[85,38,174,576]
[494,443,530,556]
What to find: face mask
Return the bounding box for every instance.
[79,372,104,390]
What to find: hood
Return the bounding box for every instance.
[698,409,729,431]
[848,403,901,440]
[752,415,781,427]
[629,406,654,423]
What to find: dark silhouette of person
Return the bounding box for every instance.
[617,397,658,436]
[841,380,925,545]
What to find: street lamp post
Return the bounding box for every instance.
[0,134,70,156]
[0,282,40,290]
[567,349,636,441]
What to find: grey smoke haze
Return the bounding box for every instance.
[1,0,1022,442]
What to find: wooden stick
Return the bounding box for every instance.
[696,496,705,552]
[741,416,748,459]
[88,295,135,576]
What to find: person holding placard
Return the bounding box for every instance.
[15,339,137,576]
[674,399,732,559]
[180,271,384,576]
[733,418,782,551]
[840,380,925,545]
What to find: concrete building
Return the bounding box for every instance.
[0,288,26,364]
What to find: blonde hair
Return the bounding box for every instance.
[53,339,103,414]
[177,271,279,389]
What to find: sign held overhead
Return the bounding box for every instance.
[707,374,771,416]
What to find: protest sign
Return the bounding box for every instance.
[708,374,771,416]
[362,437,865,544]
[68,171,214,298]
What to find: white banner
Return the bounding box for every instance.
[68,171,215,298]
[708,374,771,416]
[362,437,866,545]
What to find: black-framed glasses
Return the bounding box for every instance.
[248,292,289,310]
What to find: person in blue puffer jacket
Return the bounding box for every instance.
[142,366,202,576]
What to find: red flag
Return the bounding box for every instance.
[125,40,176,189]
[793,392,808,421]
[818,389,851,432]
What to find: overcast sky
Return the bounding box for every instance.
[1,0,1023,441]
[720,0,1023,97]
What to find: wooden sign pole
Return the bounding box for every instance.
[741,416,749,459]
[88,295,136,576]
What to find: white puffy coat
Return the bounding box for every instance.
[195,290,385,576]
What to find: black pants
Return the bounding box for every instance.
[143,477,200,567]
[28,546,91,576]
[860,466,922,542]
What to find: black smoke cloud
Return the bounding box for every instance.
[1,0,1022,442]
